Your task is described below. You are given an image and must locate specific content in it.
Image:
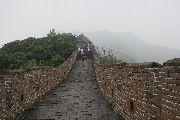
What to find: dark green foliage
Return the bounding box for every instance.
[0,29,77,72]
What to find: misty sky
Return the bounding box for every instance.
[0,0,180,50]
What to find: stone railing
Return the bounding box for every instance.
[81,35,180,120]
[0,50,77,120]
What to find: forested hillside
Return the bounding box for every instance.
[0,29,77,72]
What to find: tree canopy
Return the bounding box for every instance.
[0,29,77,72]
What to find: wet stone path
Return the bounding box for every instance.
[24,58,120,120]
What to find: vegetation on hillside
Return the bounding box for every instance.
[96,46,121,64]
[0,29,77,72]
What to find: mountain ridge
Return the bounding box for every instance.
[83,31,180,64]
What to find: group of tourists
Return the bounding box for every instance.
[77,43,91,67]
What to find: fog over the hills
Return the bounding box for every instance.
[0,0,180,62]
[83,31,180,63]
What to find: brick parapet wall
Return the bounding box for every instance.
[95,64,180,120]
[82,36,180,120]
[0,50,77,120]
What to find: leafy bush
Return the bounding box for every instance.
[0,29,77,72]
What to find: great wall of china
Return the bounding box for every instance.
[0,35,180,120]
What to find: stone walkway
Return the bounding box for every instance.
[24,58,120,120]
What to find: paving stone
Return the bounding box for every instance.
[24,58,120,120]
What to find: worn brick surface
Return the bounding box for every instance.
[24,59,120,120]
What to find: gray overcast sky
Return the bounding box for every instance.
[0,0,180,50]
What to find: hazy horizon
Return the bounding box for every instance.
[0,0,180,50]
[84,31,180,63]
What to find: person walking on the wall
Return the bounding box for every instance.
[77,46,81,60]
[78,46,81,52]
[87,46,90,58]
[81,50,85,67]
